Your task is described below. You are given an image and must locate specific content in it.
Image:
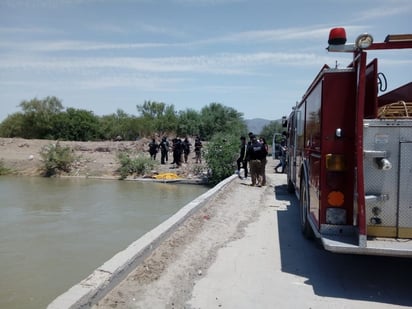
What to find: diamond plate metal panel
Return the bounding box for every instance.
[399,142,412,235]
[363,120,400,231]
[363,119,412,237]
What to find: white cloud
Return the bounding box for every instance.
[0,51,324,75]
[0,25,366,54]
[356,0,412,20]
[172,0,244,5]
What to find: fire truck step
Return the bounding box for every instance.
[322,234,412,256]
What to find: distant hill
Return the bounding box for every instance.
[245,118,272,134]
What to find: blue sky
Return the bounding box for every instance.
[0,0,411,122]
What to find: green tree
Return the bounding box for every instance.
[0,113,25,137]
[18,96,64,138]
[199,103,247,140]
[99,109,142,140]
[259,120,284,145]
[177,108,201,137]
[156,104,178,135]
[136,101,178,135]
[137,100,166,118]
[52,108,100,141]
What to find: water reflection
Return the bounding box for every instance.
[0,176,208,309]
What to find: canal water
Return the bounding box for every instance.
[0,176,208,309]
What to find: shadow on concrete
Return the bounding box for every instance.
[274,184,412,307]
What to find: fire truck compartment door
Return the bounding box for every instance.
[363,121,412,238]
[398,142,412,238]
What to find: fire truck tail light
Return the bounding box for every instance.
[327,191,344,207]
[326,154,346,171]
[326,208,347,225]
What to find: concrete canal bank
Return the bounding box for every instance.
[93,159,283,308]
[47,173,236,309]
[90,159,285,308]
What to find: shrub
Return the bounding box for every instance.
[204,133,238,186]
[117,152,155,180]
[40,142,75,177]
[0,160,12,175]
[190,163,206,177]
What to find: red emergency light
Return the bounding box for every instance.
[328,27,347,45]
[327,27,374,52]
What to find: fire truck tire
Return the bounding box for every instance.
[300,177,314,239]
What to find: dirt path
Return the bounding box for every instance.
[93,159,278,308]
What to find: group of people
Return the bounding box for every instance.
[149,131,286,184]
[236,132,269,187]
[148,136,203,166]
[237,131,287,187]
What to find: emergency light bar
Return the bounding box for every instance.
[327,27,412,52]
[327,28,373,52]
[327,27,373,52]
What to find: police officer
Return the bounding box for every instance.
[246,135,267,186]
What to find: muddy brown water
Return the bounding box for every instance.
[0,176,208,309]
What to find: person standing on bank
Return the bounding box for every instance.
[194,136,203,164]
[182,137,191,164]
[148,138,159,160]
[236,136,248,179]
[259,137,268,186]
[246,135,267,186]
[171,137,183,167]
[159,136,169,164]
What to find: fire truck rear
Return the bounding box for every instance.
[285,28,412,256]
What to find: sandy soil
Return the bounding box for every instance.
[0,137,205,180]
[93,160,277,309]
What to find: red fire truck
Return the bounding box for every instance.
[284,28,412,256]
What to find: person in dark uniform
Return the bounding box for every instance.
[159,136,169,164]
[182,137,191,163]
[236,136,248,179]
[259,137,268,185]
[246,135,267,186]
[148,138,159,160]
[194,136,203,164]
[171,138,183,166]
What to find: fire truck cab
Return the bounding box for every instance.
[285,28,412,256]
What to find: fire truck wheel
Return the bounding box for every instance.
[300,177,314,239]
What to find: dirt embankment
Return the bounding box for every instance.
[0,137,205,180]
